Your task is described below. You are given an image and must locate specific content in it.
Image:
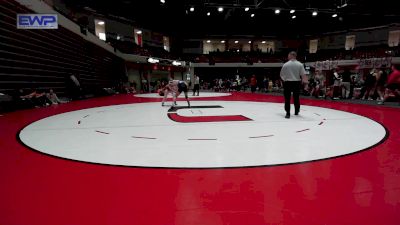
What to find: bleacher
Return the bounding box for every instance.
[0,0,125,98]
[186,45,399,64]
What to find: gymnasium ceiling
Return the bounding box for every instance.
[67,0,399,37]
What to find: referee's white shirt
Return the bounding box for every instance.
[194,76,200,85]
[280,59,306,82]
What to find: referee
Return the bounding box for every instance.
[280,51,306,119]
[193,74,200,96]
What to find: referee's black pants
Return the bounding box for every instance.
[283,81,301,115]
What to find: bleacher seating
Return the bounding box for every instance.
[0,0,125,97]
[186,46,399,64]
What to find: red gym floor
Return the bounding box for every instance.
[0,92,399,225]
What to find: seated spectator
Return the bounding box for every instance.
[0,92,14,112]
[46,89,62,104]
[31,88,52,107]
[13,89,33,109]
[268,80,274,92]
[15,88,51,108]
[127,84,136,94]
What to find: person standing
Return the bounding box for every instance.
[375,68,388,101]
[263,76,268,92]
[349,76,356,99]
[193,74,200,96]
[378,65,400,105]
[280,51,306,119]
[341,69,351,99]
[67,74,83,100]
[363,69,377,100]
[332,69,342,99]
[250,75,257,93]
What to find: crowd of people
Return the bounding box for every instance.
[0,74,139,112]
[199,76,282,93]
[190,46,399,64]
[302,65,400,105]
[1,65,399,113]
[190,64,400,106]
[12,88,65,109]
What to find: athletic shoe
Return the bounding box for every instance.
[285,114,290,119]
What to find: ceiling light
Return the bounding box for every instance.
[237,50,240,52]
[218,7,224,12]
[290,9,295,14]
[332,13,338,18]
[116,35,120,40]
[275,9,280,14]
[262,41,266,44]
[248,41,252,43]
[97,21,104,25]
[160,0,165,3]
[190,7,194,12]
[206,40,211,43]
[312,11,318,16]
[98,33,106,41]
[245,7,250,11]
[221,40,225,43]
[172,61,182,66]
[207,12,211,16]
[235,40,239,43]
[292,15,296,19]
[251,13,255,17]
[148,58,159,63]
[338,3,348,8]
[136,30,142,34]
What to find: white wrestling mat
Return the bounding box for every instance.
[19,101,386,168]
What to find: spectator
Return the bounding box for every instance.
[341,69,351,99]
[268,79,274,92]
[349,76,356,99]
[363,69,377,100]
[13,89,34,109]
[375,68,388,101]
[250,75,257,93]
[332,69,342,99]
[378,65,400,105]
[19,88,51,107]
[46,89,62,104]
[263,76,268,92]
